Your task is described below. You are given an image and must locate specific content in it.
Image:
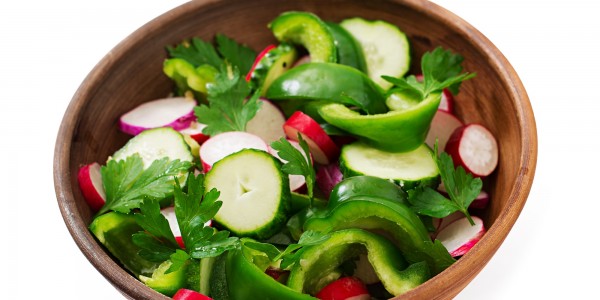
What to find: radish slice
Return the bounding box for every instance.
[316,277,370,300]
[316,163,343,198]
[246,99,287,143]
[200,131,269,172]
[179,121,209,144]
[284,111,340,165]
[119,97,197,136]
[432,211,464,239]
[293,55,311,68]
[173,288,212,300]
[77,162,106,212]
[469,190,490,210]
[445,123,499,177]
[436,216,486,257]
[425,110,464,151]
[246,44,277,82]
[415,74,454,113]
[269,139,309,192]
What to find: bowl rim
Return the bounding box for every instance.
[54,0,537,299]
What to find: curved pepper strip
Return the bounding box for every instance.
[225,248,316,300]
[163,58,218,98]
[304,196,455,275]
[287,228,429,296]
[265,62,388,115]
[318,92,441,152]
[328,175,408,207]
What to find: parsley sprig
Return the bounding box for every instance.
[383,47,475,100]
[270,134,316,206]
[194,67,262,135]
[242,230,330,269]
[407,142,482,225]
[132,173,239,273]
[98,154,192,215]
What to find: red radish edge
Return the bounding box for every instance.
[119,97,197,136]
[316,277,370,300]
[200,131,269,172]
[173,288,213,300]
[436,216,486,257]
[246,99,287,143]
[444,123,499,177]
[246,44,277,82]
[425,109,464,151]
[179,121,209,144]
[284,111,339,165]
[316,163,343,199]
[77,162,106,212]
[268,139,309,191]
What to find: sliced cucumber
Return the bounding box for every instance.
[340,18,410,90]
[250,43,298,96]
[111,127,194,168]
[339,142,439,190]
[186,256,217,295]
[269,11,337,63]
[204,149,290,239]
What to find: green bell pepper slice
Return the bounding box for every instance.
[286,228,429,296]
[305,180,455,275]
[327,175,407,207]
[139,259,188,297]
[265,62,388,115]
[318,92,441,152]
[163,58,218,98]
[225,248,316,300]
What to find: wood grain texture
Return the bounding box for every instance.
[53,0,537,299]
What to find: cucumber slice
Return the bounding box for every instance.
[112,127,194,168]
[205,149,290,239]
[325,22,368,73]
[250,43,298,96]
[269,11,337,63]
[340,18,410,90]
[339,142,439,190]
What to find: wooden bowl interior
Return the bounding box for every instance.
[55,0,536,299]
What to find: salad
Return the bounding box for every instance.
[77,11,499,300]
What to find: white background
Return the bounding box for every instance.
[2,0,599,299]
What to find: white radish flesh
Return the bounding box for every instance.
[269,139,309,192]
[470,190,490,210]
[246,99,287,143]
[200,131,269,172]
[179,121,209,144]
[445,124,499,177]
[437,216,485,257]
[425,110,464,151]
[119,97,197,136]
[77,162,106,212]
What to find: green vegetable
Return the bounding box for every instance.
[327,175,407,207]
[89,212,160,277]
[98,153,192,215]
[163,58,218,98]
[270,135,316,206]
[339,142,440,190]
[408,144,483,225]
[248,43,298,95]
[208,253,230,300]
[194,66,263,135]
[139,258,189,297]
[382,47,475,100]
[286,228,430,296]
[325,22,367,73]
[266,62,387,115]
[186,256,217,295]
[269,11,337,63]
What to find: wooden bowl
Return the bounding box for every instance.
[54,0,537,299]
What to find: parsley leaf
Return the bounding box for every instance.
[167,37,223,68]
[383,47,475,100]
[407,142,482,225]
[215,34,257,75]
[194,66,262,135]
[270,134,316,205]
[99,154,192,215]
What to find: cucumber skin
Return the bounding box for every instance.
[339,144,440,191]
[205,149,291,240]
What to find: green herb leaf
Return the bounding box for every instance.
[135,200,179,248]
[382,46,475,100]
[407,186,461,218]
[166,249,190,274]
[99,154,192,215]
[194,66,262,135]
[132,232,176,262]
[215,33,257,75]
[167,37,223,68]
[270,134,316,205]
